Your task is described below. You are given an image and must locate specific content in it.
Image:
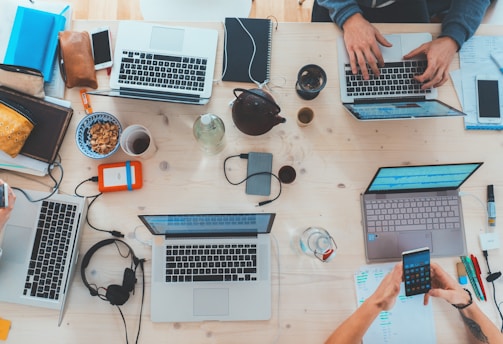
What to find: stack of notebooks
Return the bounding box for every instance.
[222,17,273,84]
[3,6,67,82]
[0,86,73,176]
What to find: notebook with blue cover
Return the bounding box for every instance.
[4,6,66,82]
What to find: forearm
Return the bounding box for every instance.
[440,0,490,49]
[316,0,362,28]
[325,298,382,344]
[459,303,503,344]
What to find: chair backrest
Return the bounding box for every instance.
[140,0,252,21]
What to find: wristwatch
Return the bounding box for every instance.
[451,288,473,309]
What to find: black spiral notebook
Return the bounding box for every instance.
[222,17,273,84]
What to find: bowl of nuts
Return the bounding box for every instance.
[75,112,122,159]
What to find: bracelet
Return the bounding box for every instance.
[451,288,473,309]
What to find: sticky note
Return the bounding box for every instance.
[0,317,11,340]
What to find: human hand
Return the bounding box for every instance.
[424,262,471,306]
[0,181,16,231]
[403,36,458,90]
[342,13,392,80]
[368,263,402,311]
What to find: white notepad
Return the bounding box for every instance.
[354,263,436,344]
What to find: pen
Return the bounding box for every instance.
[460,256,484,301]
[80,89,93,114]
[488,185,496,227]
[491,52,503,74]
[471,254,487,301]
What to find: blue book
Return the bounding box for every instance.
[4,6,66,82]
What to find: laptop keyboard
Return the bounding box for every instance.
[345,61,432,98]
[165,244,257,283]
[118,50,207,91]
[24,200,76,300]
[364,195,461,232]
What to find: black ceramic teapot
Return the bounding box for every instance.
[231,88,286,136]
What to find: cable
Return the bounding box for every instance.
[223,154,282,206]
[11,160,64,202]
[74,176,124,238]
[482,250,503,332]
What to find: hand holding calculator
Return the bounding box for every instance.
[402,247,431,296]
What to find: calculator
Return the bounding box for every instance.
[402,247,431,296]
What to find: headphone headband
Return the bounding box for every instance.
[80,239,141,300]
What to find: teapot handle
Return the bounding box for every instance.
[233,88,281,114]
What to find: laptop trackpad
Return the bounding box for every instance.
[398,232,432,253]
[2,225,32,263]
[193,288,229,316]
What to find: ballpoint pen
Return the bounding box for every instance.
[471,254,487,301]
[487,185,496,227]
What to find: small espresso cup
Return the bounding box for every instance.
[297,107,315,127]
[120,124,157,159]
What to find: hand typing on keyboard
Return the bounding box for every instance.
[403,37,458,90]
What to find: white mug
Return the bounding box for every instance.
[120,124,157,159]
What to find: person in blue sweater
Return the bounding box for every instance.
[313,0,491,89]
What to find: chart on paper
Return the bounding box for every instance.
[354,263,436,344]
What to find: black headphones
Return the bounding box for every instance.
[81,239,144,306]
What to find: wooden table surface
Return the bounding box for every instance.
[0,21,502,344]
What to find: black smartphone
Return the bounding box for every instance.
[90,27,113,70]
[0,183,9,208]
[402,247,431,296]
[476,76,501,124]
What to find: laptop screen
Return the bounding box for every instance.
[344,99,466,120]
[139,213,275,237]
[366,163,482,193]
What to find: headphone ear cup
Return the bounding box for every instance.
[106,284,130,306]
[122,268,136,293]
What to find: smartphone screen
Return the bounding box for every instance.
[402,247,431,296]
[477,79,501,122]
[91,29,113,69]
[0,184,7,208]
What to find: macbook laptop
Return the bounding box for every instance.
[361,162,482,262]
[138,213,275,322]
[337,33,466,120]
[88,21,218,105]
[0,189,87,325]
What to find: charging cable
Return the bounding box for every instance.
[74,176,124,238]
[11,160,64,202]
[223,153,282,206]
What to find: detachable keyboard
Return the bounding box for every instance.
[24,200,76,300]
[345,60,432,98]
[364,195,461,232]
[118,50,208,91]
[165,244,257,283]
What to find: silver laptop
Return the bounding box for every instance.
[138,213,275,322]
[0,189,87,325]
[338,33,466,120]
[361,163,482,262]
[88,21,218,105]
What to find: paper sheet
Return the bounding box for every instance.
[454,35,503,130]
[355,263,436,344]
